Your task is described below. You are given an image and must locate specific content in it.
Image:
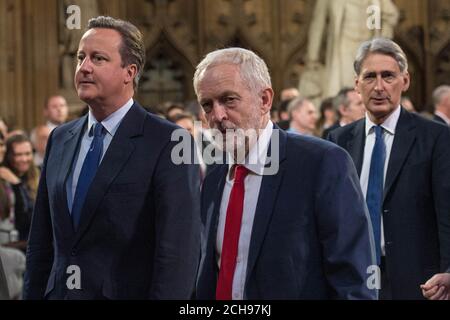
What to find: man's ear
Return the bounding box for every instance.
[402,72,410,92]
[355,76,361,94]
[260,87,274,115]
[125,64,138,85]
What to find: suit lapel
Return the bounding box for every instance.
[201,165,228,296]
[245,127,287,288]
[383,109,416,202]
[56,117,86,235]
[73,104,145,245]
[347,119,366,176]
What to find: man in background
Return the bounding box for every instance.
[44,95,69,131]
[328,38,450,299]
[432,85,450,125]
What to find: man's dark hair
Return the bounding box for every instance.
[87,16,146,89]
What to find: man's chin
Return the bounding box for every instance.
[77,91,96,104]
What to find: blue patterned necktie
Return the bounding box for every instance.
[366,125,386,265]
[71,122,105,230]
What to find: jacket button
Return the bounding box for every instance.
[71,249,77,256]
[383,209,389,214]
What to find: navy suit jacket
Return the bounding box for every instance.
[196,127,376,299]
[24,103,201,299]
[433,114,447,125]
[328,108,450,299]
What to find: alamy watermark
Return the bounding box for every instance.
[66,265,81,290]
[64,4,385,31]
[66,5,81,30]
[367,5,383,30]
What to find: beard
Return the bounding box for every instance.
[210,112,262,163]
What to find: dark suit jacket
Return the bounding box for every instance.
[322,122,341,139]
[196,127,376,299]
[328,108,450,299]
[433,114,447,125]
[24,103,201,299]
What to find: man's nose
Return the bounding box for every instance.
[77,57,93,74]
[210,102,228,123]
[374,75,385,92]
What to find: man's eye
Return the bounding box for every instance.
[201,103,212,113]
[77,55,85,62]
[224,97,237,104]
[93,56,105,62]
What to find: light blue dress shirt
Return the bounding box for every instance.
[66,99,134,212]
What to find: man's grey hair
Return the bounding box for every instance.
[287,97,308,118]
[354,38,408,75]
[432,85,450,107]
[334,87,354,110]
[193,47,272,96]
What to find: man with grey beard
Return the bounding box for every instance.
[194,47,376,300]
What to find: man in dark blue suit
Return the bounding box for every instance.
[328,38,450,299]
[432,85,450,126]
[193,47,376,300]
[23,16,201,299]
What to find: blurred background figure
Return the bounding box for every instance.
[30,125,51,169]
[0,245,25,300]
[1,134,39,253]
[275,99,293,130]
[0,132,27,300]
[0,254,8,299]
[173,112,195,136]
[316,97,337,138]
[401,96,417,113]
[165,102,186,122]
[280,87,300,101]
[432,85,450,125]
[322,87,365,138]
[44,95,69,131]
[173,112,208,182]
[0,118,8,140]
[287,97,318,136]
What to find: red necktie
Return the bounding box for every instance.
[216,165,249,300]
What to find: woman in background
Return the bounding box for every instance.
[2,134,39,252]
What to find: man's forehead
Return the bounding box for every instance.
[79,28,122,48]
[360,54,401,73]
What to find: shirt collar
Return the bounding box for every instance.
[87,98,134,137]
[365,105,401,136]
[227,120,274,179]
[46,121,58,132]
[435,111,450,125]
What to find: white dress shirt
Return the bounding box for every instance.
[66,98,134,211]
[216,120,273,300]
[360,105,401,256]
[46,121,58,132]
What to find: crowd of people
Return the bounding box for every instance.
[1,16,450,300]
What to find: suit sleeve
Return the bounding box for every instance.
[23,130,55,299]
[149,134,201,299]
[432,126,450,271]
[314,144,377,299]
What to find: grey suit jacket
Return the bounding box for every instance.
[0,254,9,299]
